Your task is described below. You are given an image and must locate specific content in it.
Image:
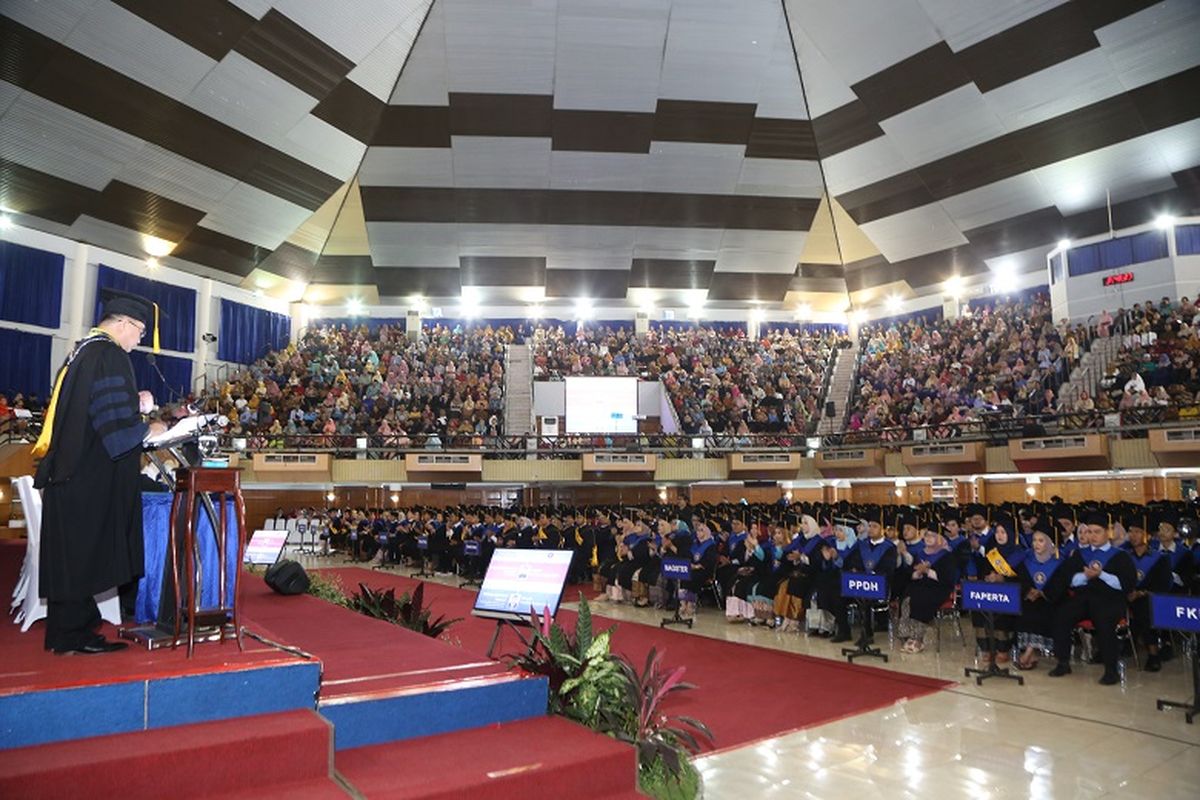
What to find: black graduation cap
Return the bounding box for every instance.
[1081,508,1110,527]
[1153,509,1180,529]
[1050,503,1075,523]
[1121,514,1148,532]
[941,507,962,525]
[1030,518,1054,538]
[99,287,162,352]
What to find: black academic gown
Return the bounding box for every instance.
[35,333,147,602]
[1052,546,1137,672]
[1017,555,1069,638]
[905,547,959,625]
[1126,545,1174,644]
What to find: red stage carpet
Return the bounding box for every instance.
[318,568,953,752]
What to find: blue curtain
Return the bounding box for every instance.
[94,265,196,352]
[0,327,52,400]
[1067,244,1102,277]
[1176,224,1200,256]
[1131,230,1169,263]
[1097,237,1133,270]
[0,241,64,328]
[218,298,290,364]
[128,350,193,405]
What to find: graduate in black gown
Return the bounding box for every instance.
[1122,517,1173,672]
[832,521,897,643]
[33,289,167,654]
[968,515,1026,667]
[679,522,718,621]
[1015,523,1068,670]
[896,527,959,652]
[1049,511,1138,685]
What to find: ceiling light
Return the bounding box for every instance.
[749,308,765,322]
[851,309,867,324]
[575,299,593,320]
[390,493,400,503]
[1154,214,1176,230]
[886,295,903,313]
[794,303,811,320]
[141,235,174,258]
[944,275,963,299]
[687,303,703,319]
[0,214,14,231]
[146,257,160,269]
[993,260,1018,294]
[326,491,336,502]
[528,304,543,320]
[347,298,364,316]
[1056,239,1071,251]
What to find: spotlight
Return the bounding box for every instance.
[146,257,160,269]
[886,295,903,313]
[687,303,703,319]
[749,308,765,323]
[390,493,400,503]
[993,260,1018,294]
[1056,239,1071,251]
[794,303,812,320]
[575,299,593,320]
[528,304,543,320]
[326,491,336,502]
[944,275,963,299]
[0,214,14,231]
[1154,214,1176,230]
[141,235,173,257]
[347,298,364,316]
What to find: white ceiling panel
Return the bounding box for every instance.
[546,225,636,257]
[65,2,214,101]
[982,49,1120,133]
[719,229,808,253]
[280,115,366,181]
[545,254,632,271]
[553,0,671,113]
[713,249,801,273]
[0,92,144,190]
[2,0,100,42]
[939,172,1053,231]
[198,182,312,249]
[186,53,318,146]
[657,0,782,104]
[879,83,1006,167]
[916,0,1066,51]
[366,221,460,266]
[1033,133,1176,215]
[0,80,23,119]
[1097,0,1200,91]
[821,135,914,196]
[347,2,432,101]
[226,0,271,20]
[456,224,548,255]
[784,16,856,118]
[451,136,552,189]
[735,158,824,198]
[858,203,969,262]
[749,8,809,119]
[1150,118,1200,174]
[790,0,941,87]
[359,147,454,187]
[69,214,156,256]
[549,151,646,191]
[389,0,448,104]
[644,142,745,195]
[442,0,558,95]
[115,144,239,210]
[274,0,431,63]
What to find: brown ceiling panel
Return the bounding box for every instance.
[745,118,818,160]
[964,207,1067,259]
[544,269,630,299]
[628,259,716,290]
[552,109,655,154]
[234,9,355,100]
[797,263,845,280]
[0,159,98,226]
[957,4,1097,94]
[723,195,819,230]
[460,256,547,286]
[89,181,206,243]
[375,267,461,297]
[449,93,554,137]
[851,42,970,122]
[653,99,756,145]
[112,0,255,62]
[171,227,270,278]
[844,247,985,293]
[256,241,320,282]
[372,105,451,147]
[706,272,792,302]
[810,100,884,159]
[310,254,376,284]
[313,80,387,143]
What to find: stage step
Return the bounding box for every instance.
[336,715,638,800]
[0,709,342,800]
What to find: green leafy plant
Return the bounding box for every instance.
[616,647,713,783]
[638,752,701,800]
[346,582,460,638]
[306,571,351,608]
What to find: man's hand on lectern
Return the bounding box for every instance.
[147,421,168,438]
[138,391,156,414]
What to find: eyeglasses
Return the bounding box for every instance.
[122,317,146,341]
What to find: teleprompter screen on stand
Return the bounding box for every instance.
[472,549,574,622]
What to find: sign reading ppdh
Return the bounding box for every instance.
[961,581,1021,615]
[661,558,691,579]
[841,572,887,600]
[1151,594,1200,633]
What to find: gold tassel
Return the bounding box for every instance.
[152,302,161,353]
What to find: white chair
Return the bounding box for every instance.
[262,519,276,531]
[11,475,122,632]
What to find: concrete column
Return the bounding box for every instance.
[942,295,960,320]
[289,301,305,345]
[195,277,214,387]
[634,313,649,337]
[65,240,90,341]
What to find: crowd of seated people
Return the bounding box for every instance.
[1096,297,1200,415]
[276,496,1199,685]
[211,322,512,446]
[532,324,849,436]
[847,294,1080,436]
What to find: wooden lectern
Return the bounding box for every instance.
[169,467,247,657]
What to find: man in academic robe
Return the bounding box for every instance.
[1048,511,1138,684]
[33,289,167,655]
[1123,517,1172,672]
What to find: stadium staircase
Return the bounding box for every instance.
[1057,333,1124,407]
[503,342,535,435]
[817,343,859,435]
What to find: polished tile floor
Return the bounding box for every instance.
[304,556,1200,799]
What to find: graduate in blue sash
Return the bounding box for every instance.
[941,509,974,578]
[1049,510,1137,685]
[831,518,897,644]
[716,518,754,607]
[614,519,654,605]
[1154,509,1195,596]
[725,526,776,624]
[775,515,825,633]
[1124,517,1172,672]
[678,521,718,621]
[1015,524,1067,670]
[897,526,958,653]
[970,515,1026,667]
[1051,503,1081,559]
[889,512,924,602]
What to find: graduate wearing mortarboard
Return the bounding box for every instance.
[969,514,1026,667]
[1123,517,1172,672]
[1015,520,1069,671]
[33,288,168,654]
[896,524,958,653]
[1048,510,1137,685]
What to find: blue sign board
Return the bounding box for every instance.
[841,572,887,600]
[961,581,1021,615]
[661,558,691,579]
[463,540,481,556]
[417,536,429,551]
[1151,593,1200,633]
